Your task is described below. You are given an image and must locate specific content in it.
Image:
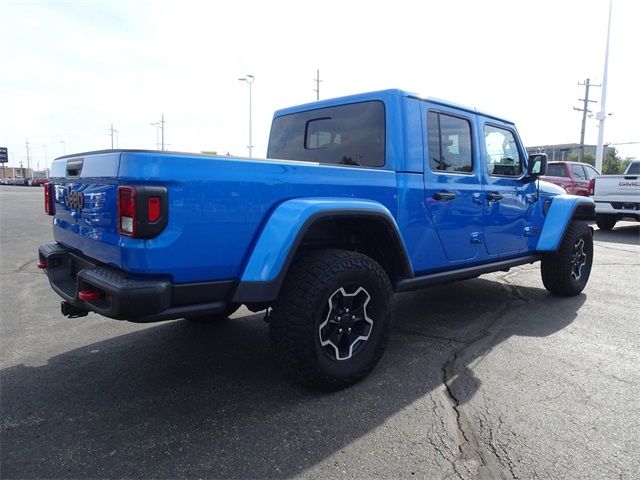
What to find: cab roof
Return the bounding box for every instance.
[273,88,515,125]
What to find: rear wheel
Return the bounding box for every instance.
[541,222,593,296]
[270,249,393,390]
[595,214,617,231]
[186,304,240,323]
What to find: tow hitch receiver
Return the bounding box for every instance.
[61,301,89,318]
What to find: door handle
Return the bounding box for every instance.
[433,191,456,201]
[487,192,503,201]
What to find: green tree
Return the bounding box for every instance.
[565,152,595,166]
[621,157,634,172]
[602,148,623,174]
[583,153,596,166]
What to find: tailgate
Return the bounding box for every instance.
[50,152,122,267]
[594,174,640,201]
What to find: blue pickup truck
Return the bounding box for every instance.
[39,89,595,389]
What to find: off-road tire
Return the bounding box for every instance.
[270,249,393,390]
[595,214,617,231]
[541,222,593,296]
[186,304,240,323]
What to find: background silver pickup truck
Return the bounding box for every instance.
[592,160,640,230]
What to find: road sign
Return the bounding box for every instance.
[0,147,7,163]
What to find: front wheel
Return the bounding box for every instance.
[541,222,593,296]
[270,249,393,390]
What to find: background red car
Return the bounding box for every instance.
[540,161,600,196]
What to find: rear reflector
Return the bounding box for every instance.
[44,182,55,215]
[79,290,102,301]
[37,261,47,269]
[148,196,161,222]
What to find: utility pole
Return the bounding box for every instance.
[314,69,322,100]
[150,115,166,150]
[160,114,165,150]
[573,78,599,163]
[595,0,613,173]
[109,124,118,149]
[25,139,31,178]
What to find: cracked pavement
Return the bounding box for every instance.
[1,186,639,479]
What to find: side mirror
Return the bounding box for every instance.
[525,153,547,182]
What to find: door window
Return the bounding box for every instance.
[484,125,523,177]
[427,112,473,174]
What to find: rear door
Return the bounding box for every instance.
[422,104,484,262]
[479,119,536,255]
[569,163,590,196]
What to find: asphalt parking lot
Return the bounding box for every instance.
[1,185,639,479]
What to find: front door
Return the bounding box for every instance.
[480,120,535,255]
[423,107,484,262]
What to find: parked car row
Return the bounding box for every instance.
[0,177,48,186]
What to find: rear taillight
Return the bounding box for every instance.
[44,182,55,215]
[117,186,168,238]
[588,179,595,196]
[117,186,136,236]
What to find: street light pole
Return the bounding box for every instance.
[595,0,613,173]
[238,74,254,157]
[25,139,31,179]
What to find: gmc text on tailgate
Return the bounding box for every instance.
[39,89,595,389]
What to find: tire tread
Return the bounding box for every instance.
[270,249,392,390]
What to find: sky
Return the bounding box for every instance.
[1,0,639,171]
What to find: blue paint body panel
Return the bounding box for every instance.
[536,195,595,251]
[46,89,580,298]
[240,198,403,282]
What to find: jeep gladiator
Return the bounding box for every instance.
[39,89,595,388]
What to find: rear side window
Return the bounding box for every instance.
[584,165,599,179]
[427,111,473,174]
[627,162,640,174]
[546,163,569,177]
[571,164,587,180]
[267,101,385,167]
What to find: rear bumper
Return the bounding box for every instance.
[594,201,640,219]
[38,242,236,322]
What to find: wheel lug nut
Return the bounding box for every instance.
[339,328,343,333]
[348,327,352,332]
[352,315,356,320]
